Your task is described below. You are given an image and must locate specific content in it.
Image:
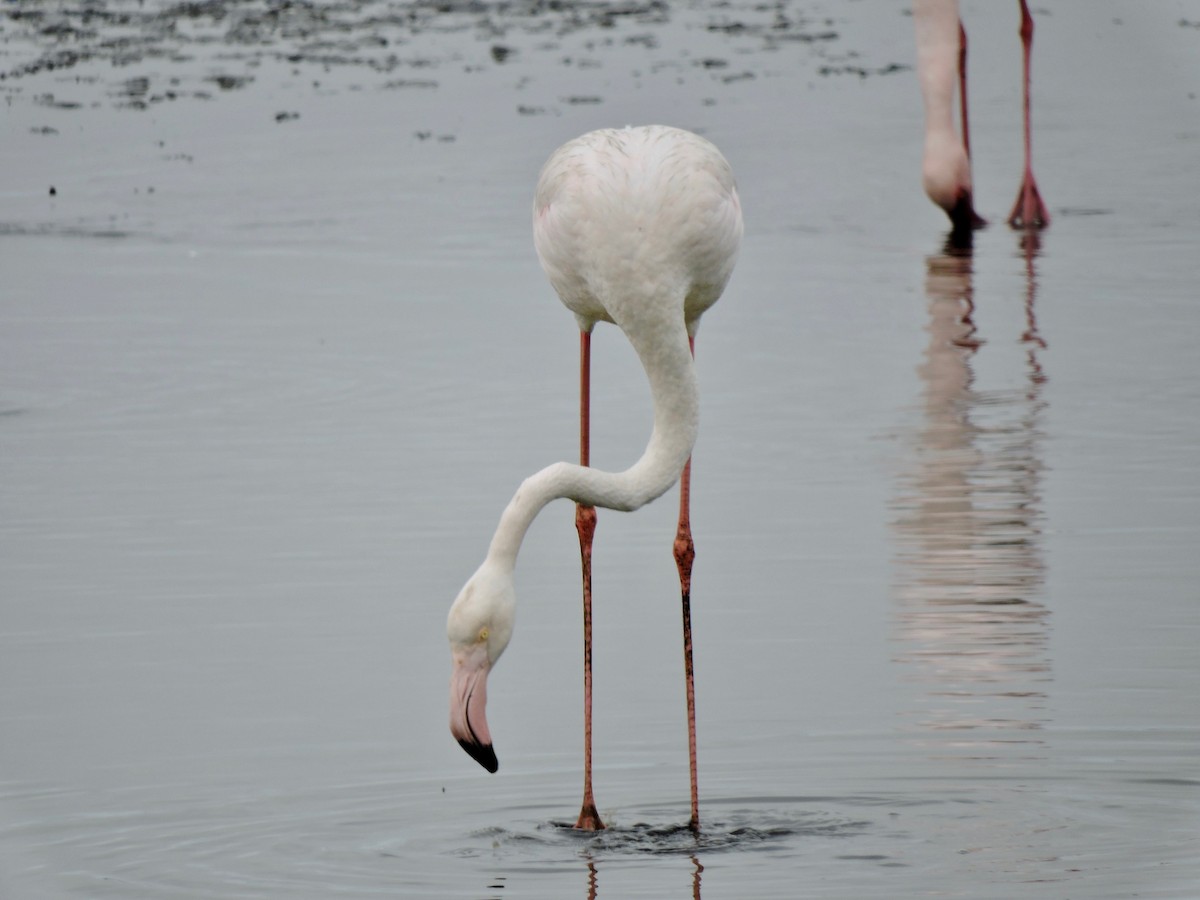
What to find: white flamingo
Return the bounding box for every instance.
[447,125,743,832]
[914,0,1049,237]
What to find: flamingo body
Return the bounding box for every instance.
[534,127,742,338]
[447,126,742,787]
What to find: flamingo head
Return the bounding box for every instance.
[921,133,985,237]
[446,562,515,773]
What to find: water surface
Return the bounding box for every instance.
[2,1,1198,897]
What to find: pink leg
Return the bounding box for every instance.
[1008,0,1050,229]
[955,20,987,233]
[674,335,700,833]
[574,330,605,831]
[958,21,972,161]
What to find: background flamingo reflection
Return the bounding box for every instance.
[891,235,1051,759]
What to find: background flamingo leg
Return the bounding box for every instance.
[956,20,987,233]
[958,20,972,161]
[1008,0,1050,229]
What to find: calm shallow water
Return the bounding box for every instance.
[3,1,1199,897]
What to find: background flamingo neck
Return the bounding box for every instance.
[913,0,961,139]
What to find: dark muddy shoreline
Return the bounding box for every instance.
[2,0,885,112]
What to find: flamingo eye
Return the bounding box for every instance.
[478,627,489,642]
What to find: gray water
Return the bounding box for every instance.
[2,1,1198,897]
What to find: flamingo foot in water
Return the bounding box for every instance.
[575,802,605,831]
[1008,170,1049,229]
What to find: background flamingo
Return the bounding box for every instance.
[447,125,743,833]
[914,0,1050,237]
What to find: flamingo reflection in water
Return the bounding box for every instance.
[891,232,1051,755]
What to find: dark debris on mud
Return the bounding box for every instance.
[0,0,903,111]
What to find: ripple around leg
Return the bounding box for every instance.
[473,798,875,858]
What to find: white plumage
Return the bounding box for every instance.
[446,126,742,813]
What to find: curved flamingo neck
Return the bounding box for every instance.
[485,319,697,571]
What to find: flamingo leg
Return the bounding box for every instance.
[574,329,605,831]
[1008,0,1050,229]
[673,335,700,834]
[955,19,987,235]
[958,20,972,162]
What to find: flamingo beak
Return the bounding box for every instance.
[449,644,498,773]
[947,189,986,245]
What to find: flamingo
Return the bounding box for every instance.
[913,0,1049,238]
[447,125,743,833]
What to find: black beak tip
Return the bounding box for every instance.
[459,738,499,774]
[946,191,987,249]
